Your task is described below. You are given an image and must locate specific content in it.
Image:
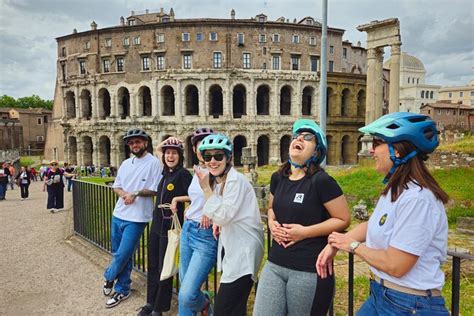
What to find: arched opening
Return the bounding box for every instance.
[99,135,111,166]
[161,85,175,116]
[80,89,92,120]
[280,135,291,164]
[357,90,366,117]
[326,135,334,165]
[118,87,130,119]
[65,91,76,119]
[82,136,93,166]
[185,85,199,115]
[256,85,270,115]
[233,135,247,167]
[138,86,152,117]
[341,88,350,117]
[68,136,77,165]
[209,85,223,118]
[280,85,292,115]
[98,88,111,119]
[326,87,334,117]
[232,84,247,118]
[257,135,270,166]
[185,136,199,168]
[302,86,313,116]
[341,135,350,165]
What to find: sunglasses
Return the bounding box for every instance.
[51,163,58,166]
[372,137,386,150]
[292,133,316,141]
[203,153,225,162]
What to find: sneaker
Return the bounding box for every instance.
[49,208,56,213]
[103,280,114,296]
[21,198,25,201]
[136,303,153,315]
[106,292,130,308]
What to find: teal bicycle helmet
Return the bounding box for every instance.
[291,119,327,167]
[198,134,233,157]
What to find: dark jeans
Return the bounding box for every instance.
[214,274,254,316]
[0,182,6,199]
[311,274,335,315]
[66,177,73,192]
[20,184,30,199]
[47,185,64,209]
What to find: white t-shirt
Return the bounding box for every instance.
[112,153,162,223]
[185,166,208,222]
[366,182,448,290]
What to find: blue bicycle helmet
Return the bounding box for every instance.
[291,119,327,167]
[198,134,233,158]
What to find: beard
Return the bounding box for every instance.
[132,147,146,157]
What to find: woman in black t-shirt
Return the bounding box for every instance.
[45,160,65,213]
[253,119,350,316]
[137,138,192,316]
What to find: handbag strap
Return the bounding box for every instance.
[171,213,182,232]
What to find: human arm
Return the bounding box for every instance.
[170,195,191,213]
[267,195,287,245]
[113,187,157,205]
[155,136,182,161]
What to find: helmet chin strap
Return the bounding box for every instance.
[383,143,418,184]
[288,150,319,169]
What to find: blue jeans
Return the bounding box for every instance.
[0,182,6,199]
[357,280,449,315]
[178,220,218,316]
[66,178,73,192]
[103,216,147,295]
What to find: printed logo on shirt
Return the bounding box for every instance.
[293,193,304,204]
[379,213,388,226]
[142,178,146,181]
[167,183,175,191]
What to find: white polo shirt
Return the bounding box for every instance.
[366,182,448,290]
[112,153,162,223]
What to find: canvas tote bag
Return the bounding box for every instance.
[160,213,181,280]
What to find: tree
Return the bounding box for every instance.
[0,94,53,110]
[0,95,17,108]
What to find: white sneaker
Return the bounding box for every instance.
[21,198,25,201]
[50,208,56,213]
[105,292,130,308]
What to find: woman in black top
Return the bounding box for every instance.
[253,119,350,316]
[137,138,192,316]
[44,160,65,213]
[16,166,31,200]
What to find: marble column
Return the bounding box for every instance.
[389,44,401,113]
[374,47,384,120]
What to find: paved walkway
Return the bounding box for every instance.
[0,181,161,315]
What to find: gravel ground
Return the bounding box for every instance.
[0,181,177,315]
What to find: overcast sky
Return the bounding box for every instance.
[0,0,473,100]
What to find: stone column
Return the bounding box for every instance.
[176,79,182,120]
[74,86,81,121]
[224,78,231,119]
[152,80,159,118]
[389,44,401,113]
[200,79,206,119]
[294,79,302,117]
[92,135,99,166]
[366,47,385,124]
[248,78,255,118]
[129,92,137,119]
[273,79,279,117]
[374,47,384,120]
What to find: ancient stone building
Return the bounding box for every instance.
[45,9,367,167]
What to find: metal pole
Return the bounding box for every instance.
[319,0,328,167]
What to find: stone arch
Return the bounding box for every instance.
[256,84,270,115]
[80,89,92,120]
[98,88,111,119]
[65,91,76,119]
[138,86,152,117]
[232,84,247,118]
[98,135,111,166]
[327,87,334,116]
[326,134,334,165]
[185,136,198,168]
[302,86,314,116]
[161,85,175,116]
[233,135,247,166]
[209,84,223,118]
[117,87,130,119]
[357,90,366,117]
[185,85,199,115]
[81,135,93,166]
[68,136,77,165]
[280,135,291,164]
[256,135,270,166]
[280,85,292,115]
[341,88,351,117]
[341,135,350,164]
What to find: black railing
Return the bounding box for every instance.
[72,180,472,316]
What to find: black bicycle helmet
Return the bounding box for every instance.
[123,128,150,143]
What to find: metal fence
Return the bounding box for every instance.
[72,180,472,316]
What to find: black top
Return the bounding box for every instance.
[150,167,193,235]
[0,167,11,184]
[46,168,64,188]
[16,170,31,185]
[268,170,343,272]
[64,167,75,178]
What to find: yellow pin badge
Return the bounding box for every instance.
[167,183,175,191]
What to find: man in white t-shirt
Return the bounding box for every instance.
[103,128,162,308]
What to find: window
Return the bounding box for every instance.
[259,34,266,43]
[61,63,66,81]
[470,91,474,97]
[242,53,251,69]
[453,110,456,115]
[272,55,280,70]
[133,36,140,45]
[84,41,90,50]
[156,33,164,43]
[102,59,110,73]
[209,32,218,41]
[343,48,347,59]
[428,110,431,114]
[262,47,267,55]
[259,16,265,23]
[437,109,441,115]
[43,115,48,123]
[461,122,464,128]
[446,109,450,115]
[430,91,434,99]
[79,60,86,74]
[116,57,124,72]
[407,77,410,84]
[196,33,203,41]
[448,92,452,98]
[273,34,280,42]
[162,17,170,23]
[213,52,222,69]
[310,56,319,72]
[237,33,244,45]
[291,55,300,70]
[421,91,425,98]
[157,55,165,70]
[105,38,112,48]
[183,54,192,69]
[182,32,190,42]
[128,19,136,26]
[263,62,267,69]
[36,136,44,141]
[417,78,419,84]
[142,56,150,71]
[292,34,300,43]
[460,91,464,97]
[61,47,66,57]
[37,118,42,125]
[123,37,129,46]
[309,37,316,46]
[329,45,334,54]
[329,60,334,72]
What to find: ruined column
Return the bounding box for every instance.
[365,48,377,124]
[374,47,384,119]
[389,44,401,113]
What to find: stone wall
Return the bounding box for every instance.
[427,151,474,169]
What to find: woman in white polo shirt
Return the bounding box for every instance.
[317,112,450,315]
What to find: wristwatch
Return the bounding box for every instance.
[349,241,361,254]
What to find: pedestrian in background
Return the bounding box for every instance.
[16,166,31,200]
[44,160,65,213]
[0,162,11,200]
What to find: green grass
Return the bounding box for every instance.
[438,135,474,154]
[19,157,35,167]
[78,177,115,186]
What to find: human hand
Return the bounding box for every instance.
[170,197,179,213]
[268,219,286,245]
[200,215,211,229]
[122,192,137,205]
[280,223,307,248]
[194,166,210,192]
[328,232,355,253]
[316,244,338,278]
[212,224,220,240]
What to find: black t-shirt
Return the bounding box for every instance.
[268,170,343,272]
[150,167,192,235]
[64,167,75,178]
[0,167,10,184]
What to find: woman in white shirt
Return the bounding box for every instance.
[195,134,264,316]
[317,112,450,315]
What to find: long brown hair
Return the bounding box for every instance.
[383,141,449,203]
